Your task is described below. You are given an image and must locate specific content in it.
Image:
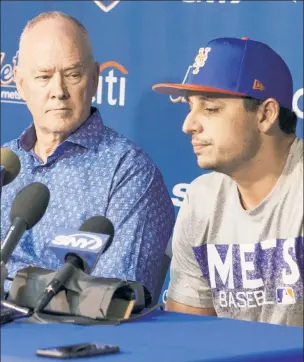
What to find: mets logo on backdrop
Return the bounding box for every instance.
[0,51,25,105]
[93,0,120,12]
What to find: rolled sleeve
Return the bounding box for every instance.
[92,149,175,297]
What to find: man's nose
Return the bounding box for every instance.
[182,111,203,134]
[50,73,69,100]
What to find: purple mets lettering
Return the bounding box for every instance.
[193,237,303,308]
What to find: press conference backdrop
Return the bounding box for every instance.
[1,0,303,303]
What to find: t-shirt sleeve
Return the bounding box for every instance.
[167,190,214,308]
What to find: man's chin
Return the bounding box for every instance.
[197,158,215,170]
[40,122,73,135]
[198,160,229,175]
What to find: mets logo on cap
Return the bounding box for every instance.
[192,47,211,75]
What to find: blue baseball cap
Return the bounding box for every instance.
[153,37,293,110]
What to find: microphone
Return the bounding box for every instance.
[34,216,114,313]
[0,182,50,264]
[0,148,21,187]
[0,263,8,299]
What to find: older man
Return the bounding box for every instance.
[1,11,175,303]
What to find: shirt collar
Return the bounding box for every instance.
[18,107,104,152]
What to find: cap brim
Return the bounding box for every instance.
[152,83,247,98]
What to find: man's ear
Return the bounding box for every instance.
[14,66,26,101]
[92,61,100,94]
[256,98,280,134]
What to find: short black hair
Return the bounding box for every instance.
[243,97,298,135]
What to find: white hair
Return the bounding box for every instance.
[19,11,94,61]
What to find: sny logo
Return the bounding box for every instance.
[93,0,120,12]
[51,233,104,250]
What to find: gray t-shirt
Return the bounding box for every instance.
[168,138,303,326]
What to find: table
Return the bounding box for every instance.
[1,309,303,362]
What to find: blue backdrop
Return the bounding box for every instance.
[1,0,303,303]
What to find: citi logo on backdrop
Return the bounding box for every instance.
[0,51,128,107]
[92,61,128,107]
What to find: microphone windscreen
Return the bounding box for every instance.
[80,216,114,236]
[0,148,21,186]
[79,216,114,252]
[10,182,50,229]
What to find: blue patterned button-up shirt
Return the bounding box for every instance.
[1,108,175,297]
